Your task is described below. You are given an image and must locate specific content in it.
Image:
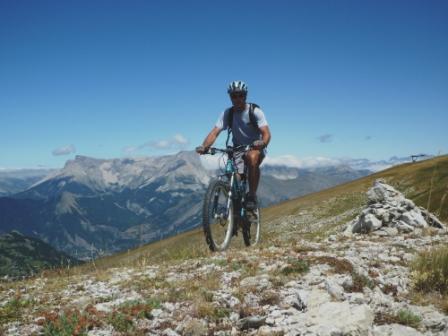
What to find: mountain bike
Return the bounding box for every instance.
[202,145,261,251]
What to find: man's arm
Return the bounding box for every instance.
[259,125,271,147]
[196,127,222,154]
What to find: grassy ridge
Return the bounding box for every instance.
[263,155,448,223]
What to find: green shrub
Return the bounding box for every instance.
[281,258,309,276]
[0,298,33,325]
[42,309,97,336]
[351,272,375,291]
[374,309,421,329]
[396,309,422,329]
[107,311,134,332]
[195,302,230,321]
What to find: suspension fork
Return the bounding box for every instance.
[226,173,235,217]
[240,169,248,217]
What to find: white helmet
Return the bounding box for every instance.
[227,80,248,94]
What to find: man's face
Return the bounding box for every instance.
[230,92,247,110]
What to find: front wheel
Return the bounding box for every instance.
[243,207,261,247]
[202,179,234,252]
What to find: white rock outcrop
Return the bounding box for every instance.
[345,180,445,235]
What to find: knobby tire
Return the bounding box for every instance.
[202,179,233,252]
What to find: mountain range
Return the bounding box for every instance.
[0,151,371,259]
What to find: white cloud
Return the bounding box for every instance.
[263,155,341,168]
[264,154,418,172]
[173,134,189,145]
[123,146,138,154]
[123,134,190,155]
[199,153,343,171]
[150,140,171,149]
[200,153,344,171]
[198,153,413,173]
[52,144,76,156]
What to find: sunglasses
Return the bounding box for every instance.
[230,93,246,99]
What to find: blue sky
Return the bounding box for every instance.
[1,0,447,169]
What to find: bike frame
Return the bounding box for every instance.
[212,145,250,219]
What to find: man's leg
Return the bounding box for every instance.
[245,150,263,209]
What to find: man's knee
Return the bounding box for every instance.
[245,150,261,167]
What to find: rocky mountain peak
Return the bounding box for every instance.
[35,151,210,194]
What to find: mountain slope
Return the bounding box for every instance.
[259,165,370,206]
[0,231,80,278]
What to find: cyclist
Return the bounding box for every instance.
[196,80,271,211]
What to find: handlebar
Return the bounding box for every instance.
[206,145,252,155]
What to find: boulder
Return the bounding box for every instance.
[420,207,444,229]
[305,302,374,336]
[400,210,427,228]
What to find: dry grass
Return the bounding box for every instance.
[343,272,375,293]
[40,299,158,335]
[192,301,231,321]
[259,290,281,306]
[155,270,221,304]
[409,245,448,313]
[307,256,353,274]
[411,245,448,294]
[374,309,422,329]
[410,291,448,314]
[0,296,35,326]
[278,257,310,277]
[381,284,398,297]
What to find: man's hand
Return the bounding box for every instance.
[252,140,266,150]
[195,145,209,155]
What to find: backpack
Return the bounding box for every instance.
[225,103,260,146]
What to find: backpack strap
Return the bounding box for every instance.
[227,107,234,130]
[248,103,259,128]
[225,107,233,147]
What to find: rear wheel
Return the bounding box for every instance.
[202,179,234,251]
[243,207,261,246]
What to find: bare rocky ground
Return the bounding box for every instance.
[1,229,448,335]
[1,182,447,335]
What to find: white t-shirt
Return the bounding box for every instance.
[215,104,268,146]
